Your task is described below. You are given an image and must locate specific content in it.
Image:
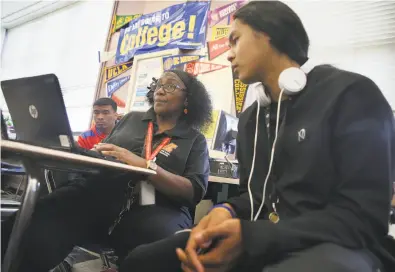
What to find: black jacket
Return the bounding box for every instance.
[226,65,395,267]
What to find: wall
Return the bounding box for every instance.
[1,0,114,132]
[97,0,395,120]
[0,27,6,61]
[96,0,236,116]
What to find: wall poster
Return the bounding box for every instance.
[116,1,210,64]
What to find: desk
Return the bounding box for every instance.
[209,175,239,185]
[1,140,155,175]
[1,140,155,272]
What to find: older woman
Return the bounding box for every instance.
[2,70,213,271]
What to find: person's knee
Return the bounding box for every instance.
[119,244,152,272]
[119,232,189,272]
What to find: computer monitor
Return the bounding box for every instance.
[211,110,238,155]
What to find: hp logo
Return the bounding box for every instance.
[28,105,38,119]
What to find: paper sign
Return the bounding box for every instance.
[211,25,230,41]
[207,36,229,60]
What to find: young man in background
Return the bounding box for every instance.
[77,97,118,149]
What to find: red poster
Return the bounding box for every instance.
[185,62,196,75]
[207,36,230,60]
[185,62,228,76]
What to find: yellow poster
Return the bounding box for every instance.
[211,25,230,41]
[233,71,248,117]
[202,110,219,140]
[112,14,142,33]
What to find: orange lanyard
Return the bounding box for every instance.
[145,121,171,160]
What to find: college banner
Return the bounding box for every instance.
[211,25,230,41]
[232,71,248,117]
[115,1,210,64]
[104,61,133,82]
[113,14,142,33]
[185,61,228,76]
[163,54,204,71]
[208,1,246,27]
[107,76,131,97]
[207,36,229,60]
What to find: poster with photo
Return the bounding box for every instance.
[131,57,163,111]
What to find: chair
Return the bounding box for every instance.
[2,159,41,272]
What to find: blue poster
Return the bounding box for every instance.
[115,1,209,64]
[106,76,131,97]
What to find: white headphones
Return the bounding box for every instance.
[255,59,316,106]
[248,59,316,221]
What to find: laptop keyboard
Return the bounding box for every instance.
[73,146,126,164]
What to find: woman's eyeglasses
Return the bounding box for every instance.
[154,83,185,94]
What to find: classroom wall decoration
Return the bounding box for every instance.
[112,94,126,108]
[98,50,116,63]
[162,54,204,71]
[207,36,229,60]
[115,1,210,64]
[211,25,230,41]
[104,61,133,82]
[112,14,142,33]
[208,1,246,27]
[232,71,248,117]
[107,75,131,97]
[185,61,228,76]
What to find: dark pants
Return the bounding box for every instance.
[122,231,382,272]
[2,175,192,271]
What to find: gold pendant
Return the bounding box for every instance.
[269,212,280,224]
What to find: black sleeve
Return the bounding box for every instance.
[240,77,394,259]
[183,133,210,204]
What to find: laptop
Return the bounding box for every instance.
[1,74,120,162]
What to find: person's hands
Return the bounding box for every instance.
[94,143,146,168]
[176,206,235,272]
[177,219,243,272]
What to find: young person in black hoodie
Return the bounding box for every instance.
[122,1,395,271]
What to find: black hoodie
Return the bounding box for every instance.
[226,65,395,269]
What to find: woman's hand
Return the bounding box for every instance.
[94,143,146,168]
[176,206,235,272]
